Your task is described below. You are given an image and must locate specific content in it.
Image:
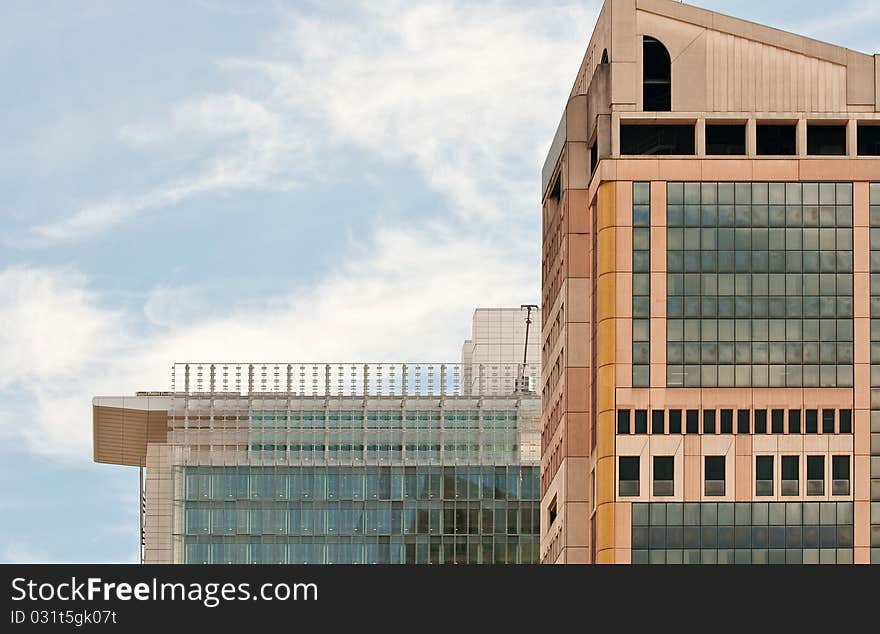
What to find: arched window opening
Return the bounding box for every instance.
[643,36,671,111]
[601,48,609,64]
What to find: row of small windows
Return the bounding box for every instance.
[183,502,540,537]
[630,501,854,564]
[248,410,518,430]
[621,123,880,156]
[619,454,851,498]
[616,408,852,435]
[183,466,539,502]
[183,535,539,565]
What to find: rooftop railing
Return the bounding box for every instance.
[170,362,540,398]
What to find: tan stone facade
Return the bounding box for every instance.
[540,0,880,564]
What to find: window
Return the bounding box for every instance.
[703,410,716,434]
[755,410,767,434]
[706,124,746,155]
[643,36,671,111]
[755,456,774,496]
[807,124,846,156]
[757,123,796,155]
[839,409,852,434]
[601,48,609,64]
[619,457,640,497]
[832,456,850,495]
[548,495,558,526]
[652,410,665,434]
[653,456,674,496]
[788,410,801,434]
[705,456,725,496]
[806,409,818,434]
[737,410,750,434]
[781,456,799,496]
[721,409,733,434]
[857,124,880,156]
[822,409,835,434]
[771,409,784,434]
[590,140,598,175]
[617,410,631,434]
[686,409,699,434]
[634,410,648,434]
[669,410,682,434]
[621,124,695,155]
[807,455,825,496]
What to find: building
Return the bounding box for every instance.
[93,308,541,564]
[462,307,541,395]
[540,0,880,564]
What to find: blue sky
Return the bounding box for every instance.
[0,0,877,563]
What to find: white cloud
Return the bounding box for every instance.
[33,93,297,241]
[1,220,536,458]
[7,1,585,458]
[32,0,598,241]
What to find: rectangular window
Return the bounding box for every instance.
[771,409,784,434]
[839,409,852,434]
[755,456,774,496]
[807,124,846,156]
[756,123,796,155]
[669,410,682,434]
[705,456,725,496]
[822,409,835,434]
[781,456,799,496]
[737,410,750,434]
[619,457,640,497]
[857,124,880,156]
[548,495,558,526]
[806,409,818,434]
[686,409,699,434]
[720,409,733,434]
[832,455,850,495]
[590,140,598,174]
[653,456,674,496]
[651,410,665,435]
[617,410,631,435]
[634,410,648,434]
[703,410,716,434]
[754,410,767,434]
[620,124,696,156]
[788,410,802,434]
[706,123,746,155]
[807,455,825,496]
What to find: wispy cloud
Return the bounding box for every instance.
[31,0,598,243]
[33,93,298,241]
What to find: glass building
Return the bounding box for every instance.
[94,311,542,564]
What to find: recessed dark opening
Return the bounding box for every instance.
[807,124,846,156]
[858,124,880,156]
[590,140,598,175]
[643,36,671,111]
[619,456,640,480]
[706,124,746,155]
[620,124,695,155]
[601,48,609,64]
[757,124,797,155]
[653,456,674,481]
[756,456,773,481]
[705,456,725,480]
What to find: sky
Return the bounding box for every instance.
[0,0,878,563]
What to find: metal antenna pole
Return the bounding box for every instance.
[519,304,538,392]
